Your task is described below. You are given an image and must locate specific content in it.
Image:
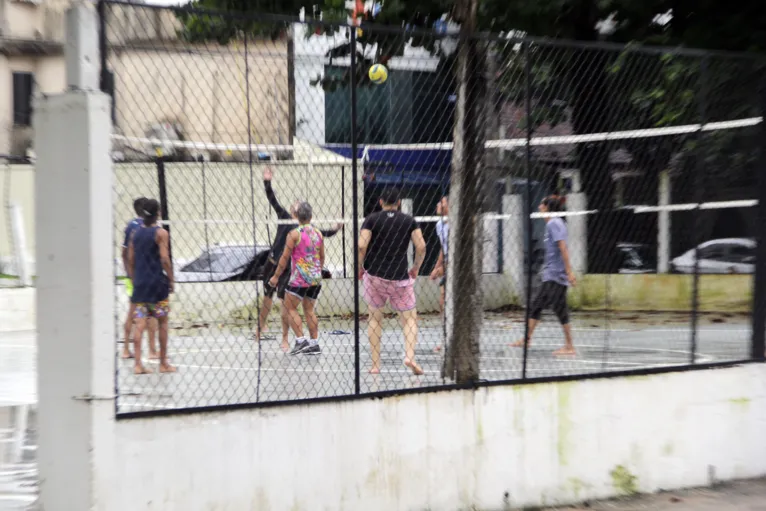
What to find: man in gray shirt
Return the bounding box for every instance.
[511,194,577,355]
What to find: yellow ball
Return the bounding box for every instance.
[368,64,388,85]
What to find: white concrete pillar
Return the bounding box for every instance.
[9,203,31,286]
[566,193,588,275]
[34,4,114,510]
[401,198,414,267]
[502,195,524,301]
[658,170,671,274]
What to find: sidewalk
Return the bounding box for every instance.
[548,478,766,511]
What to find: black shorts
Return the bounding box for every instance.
[530,280,570,324]
[285,285,322,300]
[262,258,289,300]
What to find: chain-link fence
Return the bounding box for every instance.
[100,0,764,416]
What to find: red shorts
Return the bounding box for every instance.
[363,273,416,312]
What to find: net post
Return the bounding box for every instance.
[751,74,766,361]
[350,28,361,395]
[690,54,710,364]
[521,40,533,380]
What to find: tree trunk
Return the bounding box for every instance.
[443,0,485,384]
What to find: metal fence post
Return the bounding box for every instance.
[156,156,172,265]
[521,41,533,379]
[690,55,709,364]
[350,28,361,394]
[751,73,766,361]
[97,0,108,92]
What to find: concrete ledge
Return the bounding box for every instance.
[99,364,766,510]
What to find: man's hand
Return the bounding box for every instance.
[408,267,420,279]
[567,270,577,287]
[263,167,273,181]
[358,268,365,281]
[429,266,444,281]
[169,281,175,294]
[269,275,279,288]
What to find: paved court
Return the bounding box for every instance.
[113,311,752,413]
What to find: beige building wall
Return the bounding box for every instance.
[1,1,290,156]
[111,43,289,149]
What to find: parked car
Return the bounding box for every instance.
[671,238,755,274]
[176,244,341,283]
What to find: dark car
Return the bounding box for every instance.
[176,244,336,283]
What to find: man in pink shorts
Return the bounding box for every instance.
[358,188,427,375]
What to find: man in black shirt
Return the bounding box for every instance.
[359,187,426,375]
[257,167,341,352]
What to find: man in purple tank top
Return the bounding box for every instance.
[269,202,325,356]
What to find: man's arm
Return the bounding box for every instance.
[319,237,326,271]
[430,250,444,279]
[558,240,576,286]
[127,238,135,280]
[157,229,174,292]
[358,228,372,277]
[273,230,298,279]
[410,228,427,277]
[262,168,291,219]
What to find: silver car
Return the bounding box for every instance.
[671,238,755,274]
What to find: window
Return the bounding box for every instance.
[12,72,34,127]
[698,244,726,261]
[725,244,754,264]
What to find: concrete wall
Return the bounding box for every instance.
[1,160,358,275]
[91,364,766,510]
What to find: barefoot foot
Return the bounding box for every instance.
[159,363,177,373]
[281,341,290,353]
[134,365,152,375]
[121,351,134,360]
[148,351,160,360]
[553,346,576,356]
[404,359,424,376]
[368,367,380,375]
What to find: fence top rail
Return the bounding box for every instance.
[100,0,766,62]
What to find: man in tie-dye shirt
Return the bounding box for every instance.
[269,201,325,356]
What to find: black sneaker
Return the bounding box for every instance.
[290,339,310,355]
[303,343,321,355]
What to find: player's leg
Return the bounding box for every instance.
[302,287,321,355]
[510,282,548,347]
[147,317,159,360]
[122,302,136,359]
[362,274,387,374]
[132,306,151,374]
[392,281,422,375]
[257,294,274,341]
[155,300,175,372]
[277,279,290,352]
[367,306,384,374]
[434,277,446,353]
[284,289,309,355]
[256,260,278,340]
[551,285,576,356]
